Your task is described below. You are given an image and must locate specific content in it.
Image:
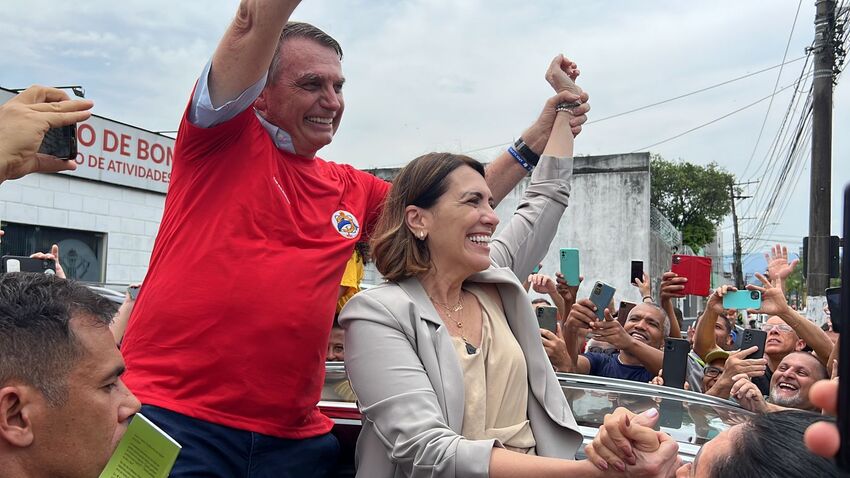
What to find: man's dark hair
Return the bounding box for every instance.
[531,298,551,306]
[0,273,117,406]
[709,410,837,477]
[268,21,343,83]
[672,306,684,328]
[718,315,733,335]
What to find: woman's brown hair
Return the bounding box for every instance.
[370,152,485,282]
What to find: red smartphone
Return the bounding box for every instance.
[670,254,712,296]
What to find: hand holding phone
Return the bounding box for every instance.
[1,256,56,275]
[661,338,690,389]
[559,248,580,286]
[739,329,767,360]
[722,290,762,310]
[38,124,78,160]
[535,306,558,334]
[127,285,141,301]
[670,254,712,296]
[630,260,644,285]
[588,281,616,322]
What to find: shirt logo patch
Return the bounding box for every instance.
[332,210,360,239]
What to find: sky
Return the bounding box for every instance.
[2,0,848,261]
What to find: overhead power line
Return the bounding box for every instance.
[459,56,808,156]
[586,56,806,126]
[740,0,804,178]
[629,80,801,153]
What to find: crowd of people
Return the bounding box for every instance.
[0,0,845,477]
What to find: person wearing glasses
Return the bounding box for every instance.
[694,272,833,396]
[728,351,829,413]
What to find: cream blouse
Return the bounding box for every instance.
[450,284,536,454]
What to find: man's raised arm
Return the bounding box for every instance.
[208,0,302,108]
[694,285,732,359]
[747,272,834,367]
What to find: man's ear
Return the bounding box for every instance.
[404,206,430,236]
[0,386,36,448]
[796,339,807,351]
[254,91,268,116]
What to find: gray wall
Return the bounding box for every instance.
[495,153,657,305]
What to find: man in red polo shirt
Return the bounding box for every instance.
[120,1,590,475]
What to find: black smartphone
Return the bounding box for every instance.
[739,328,767,360]
[661,338,690,389]
[38,124,77,160]
[535,306,558,334]
[837,184,849,472]
[1,256,56,275]
[825,287,840,333]
[630,260,644,284]
[127,285,140,300]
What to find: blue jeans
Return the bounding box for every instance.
[141,405,340,478]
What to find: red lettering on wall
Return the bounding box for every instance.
[120,134,132,157]
[150,143,165,164]
[78,124,96,147]
[137,139,150,160]
[103,129,118,153]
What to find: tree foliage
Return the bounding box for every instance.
[650,155,735,251]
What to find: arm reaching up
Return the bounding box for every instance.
[0,86,93,184]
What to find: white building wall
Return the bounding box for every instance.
[0,172,165,285]
[493,153,654,305]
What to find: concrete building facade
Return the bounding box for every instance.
[0,87,171,287]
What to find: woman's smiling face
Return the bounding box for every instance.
[418,165,499,278]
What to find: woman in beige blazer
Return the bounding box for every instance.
[340,57,663,477]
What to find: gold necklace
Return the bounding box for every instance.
[429,291,477,354]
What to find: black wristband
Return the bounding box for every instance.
[513,138,540,167]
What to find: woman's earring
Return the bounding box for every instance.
[419,231,426,240]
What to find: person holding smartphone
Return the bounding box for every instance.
[0,85,93,185]
[695,273,833,396]
[562,302,667,383]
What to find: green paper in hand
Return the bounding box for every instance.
[99,413,181,478]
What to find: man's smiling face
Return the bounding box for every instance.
[255,37,345,157]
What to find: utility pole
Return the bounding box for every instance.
[807,0,836,299]
[804,0,842,325]
[729,182,753,290]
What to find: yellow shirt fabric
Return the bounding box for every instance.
[337,252,364,312]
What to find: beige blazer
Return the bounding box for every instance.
[340,156,582,478]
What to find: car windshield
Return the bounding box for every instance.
[322,363,753,457]
[557,373,752,447]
